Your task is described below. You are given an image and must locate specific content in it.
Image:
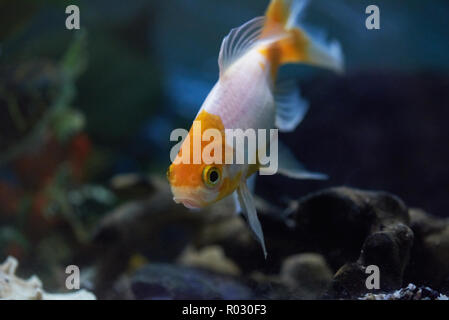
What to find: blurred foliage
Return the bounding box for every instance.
[0,0,139,288]
[0,30,87,162]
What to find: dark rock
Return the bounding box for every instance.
[404,209,449,292]
[280,253,333,299]
[359,223,413,289]
[131,264,254,300]
[193,186,417,299]
[194,186,415,294]
[288,187,414,299]
[89,180,447,300]
[325,223,414,299]
[177,245,241,276]
[324,263,367,299]
[292,187,410,270]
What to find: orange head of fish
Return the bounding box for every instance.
[167,110,240,208]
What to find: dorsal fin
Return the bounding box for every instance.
[218,16,265,77]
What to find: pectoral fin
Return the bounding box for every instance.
[274,80,309,132]
[233,174,257,215]
[278,141,328,180]
[237,181,267,259]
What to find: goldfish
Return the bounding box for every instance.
[167,0,343,257]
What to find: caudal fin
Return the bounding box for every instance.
[260,0,344,74]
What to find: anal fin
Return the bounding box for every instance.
[237,181,267,259]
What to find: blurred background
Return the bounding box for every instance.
[0,0,448,299]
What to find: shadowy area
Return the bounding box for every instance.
[259,72,449,217]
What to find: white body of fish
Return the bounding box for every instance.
[168,0,344,258]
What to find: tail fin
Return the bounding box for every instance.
[260,0,344,74]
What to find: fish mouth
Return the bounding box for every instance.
[173,197,201,209]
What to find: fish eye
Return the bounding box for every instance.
[202,166,221,188]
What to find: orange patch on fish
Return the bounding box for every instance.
[261,0,289,38]
[168,110,226,188]
[259,43,281,81]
